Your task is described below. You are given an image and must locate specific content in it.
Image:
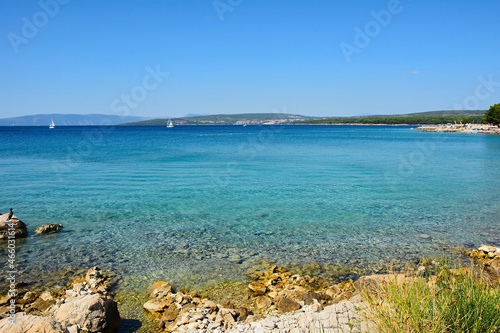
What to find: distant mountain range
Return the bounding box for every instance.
[0,114,153,126]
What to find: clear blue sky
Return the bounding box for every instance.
[1,0,499,118]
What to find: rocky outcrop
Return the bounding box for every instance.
[143,265,371,332]
[467,245,500,261]
[464,244,500,282]
[245,265,356,315]
[354,273,408,296]
[0,267,119,333]
[241,298,368,332]
[277,297,300,313]
[143,281,252,332]
[0,313,65,333]
[0,214,28,239]
[418,124,500,134]
[53,294,120,333]
[35,223,63,235]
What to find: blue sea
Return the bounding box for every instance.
[1,125,500,318]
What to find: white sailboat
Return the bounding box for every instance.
[167,119,174,128]
[49,119,55,129]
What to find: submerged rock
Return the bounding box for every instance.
[248,282,266,296]
[0,214,28,239]
[35,223,63,235]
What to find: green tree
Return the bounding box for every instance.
[484,103,500,125]
[461,117,472,124]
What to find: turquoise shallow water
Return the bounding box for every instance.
[1,125,500,294]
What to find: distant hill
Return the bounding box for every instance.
[393,110,486,117]
[0,114,153,126]
[298,110,486,125]
[184,113,210,117]
[122,113,316,125]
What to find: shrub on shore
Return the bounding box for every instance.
[485,103,500,126]
[361,261,500,333]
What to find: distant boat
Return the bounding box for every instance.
[167,119,174,128]
[49,119,55,129]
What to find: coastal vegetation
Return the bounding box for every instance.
[299,115,486,125]
[122,113,314,125]
[485,103,500,125]
[298,110,486,125]
[361,259,500,333]
[120,110,486,126]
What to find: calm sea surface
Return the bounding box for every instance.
[1,125,500,300]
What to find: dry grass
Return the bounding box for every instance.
[360,260,500,332]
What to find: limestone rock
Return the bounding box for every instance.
[248,282,266,296]
[147,281,172,298]
[0,214,28,239]
[53,294,120,333]
[236,307,250,321]
[478,245,500,253]
[143,298,171,314]
[255,296,272,310]
[40,290,57,302]
[326,285,341,298]
[161,304,179,322]
[278,297,301,313]
[354,274,406,295]
[0,295,11,306]
[331,290,355,304]
[202,300,218,314]
[311,299,323,312]
[84,267,110,294]
[30,296,57,312]
[297,291,323,305]
[35,223,63,235]
[488,256,500,270]
[0,313,65,333]
[23,292,39,303]
[223,312,235,323]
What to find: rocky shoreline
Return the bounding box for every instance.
[417,124,500,134]
[0,213,28,240]
[141,265,368,332]
[0,267,120,333]
[1,244,498,333]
